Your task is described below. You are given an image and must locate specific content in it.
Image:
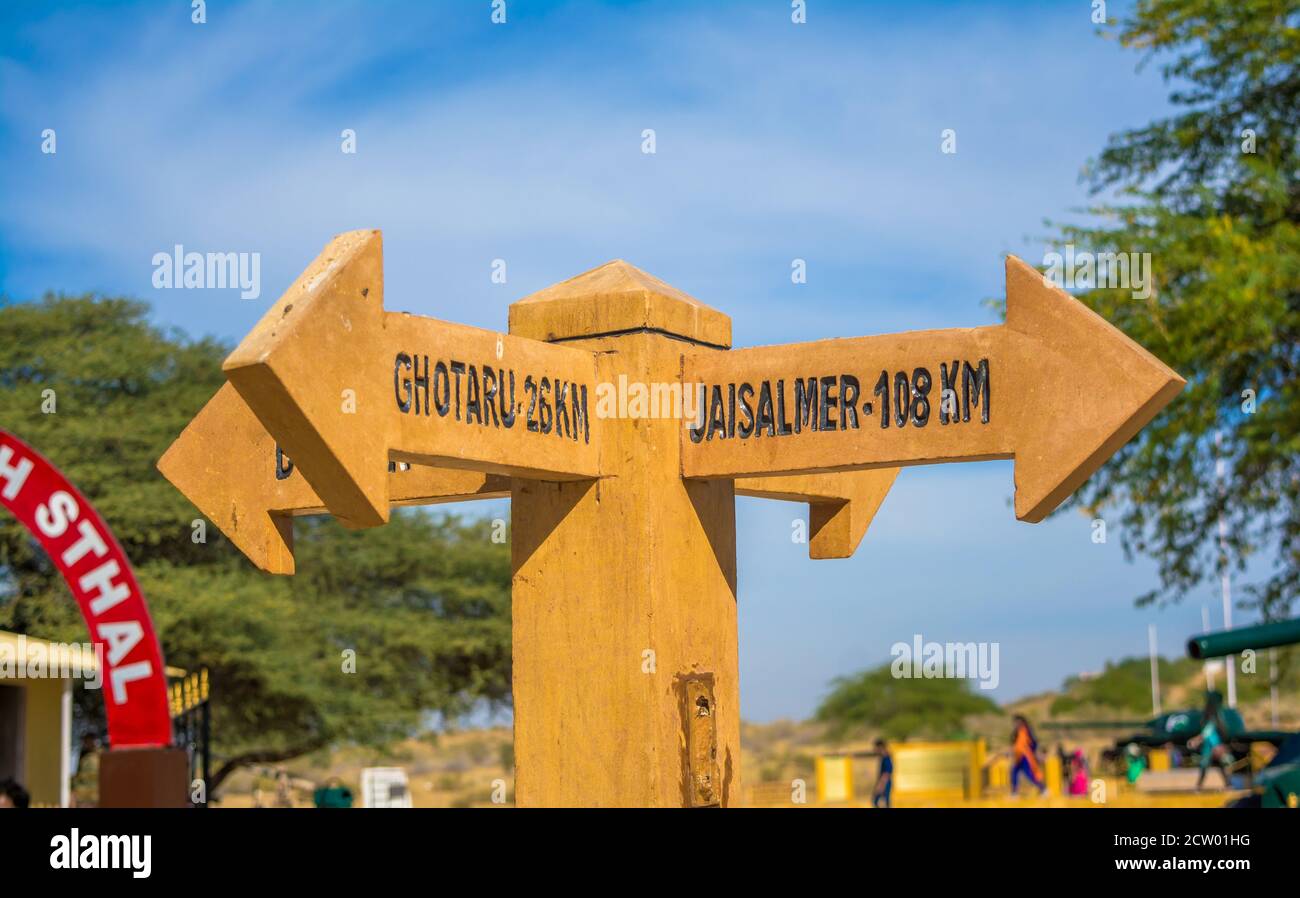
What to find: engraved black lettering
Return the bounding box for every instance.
[539,377,553,434]
[500,369,516,427]
[819,375,837,432]
[525,375,538,431]
[707,385,726,440]
[413,354,429,416]
[794,377,818,433]
[756,381,776,437]
[874,370,889,429]
[275,446,293,480]
[911,367,931,426]
[841,374,860,429]
[727,383,737,439]
[962,358,990,424]
[737,382,755,438]
[894,371,910,427]
[483,366,500,427]
[466,365,482,425]
[450,361,466,421]
[574,383,589,444]
[940,360,959,425]
[434,361,451,417]
[554,380,569,439]
[776,380,792,435]
[689,384,707,443]
[394,353,412,413]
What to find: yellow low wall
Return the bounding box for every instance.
[815,756,854,803]
[891,741,983,801]
[23,677,70,806]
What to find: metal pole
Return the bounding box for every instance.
[1202,606,1215,691]
[1148,624,1162,717]
[1215,430,1237,708]
[201,700,211,807]
[1270,648,1279,729]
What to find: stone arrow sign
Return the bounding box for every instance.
[157,383,510,574]
[681,256,1185,523]
[157,383,891,571]
[185,231,1181,807]
[217,232,900,559]
[223,230,602,530]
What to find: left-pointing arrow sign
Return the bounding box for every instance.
[158,383,510,574]
[223,230,602,529]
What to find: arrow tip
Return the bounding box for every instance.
[157,384,298,574]
[223,229,390,529]
[1005,255,1185,522]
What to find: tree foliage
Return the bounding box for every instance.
[1049,648,1299,715]
[1050,656,1200,715]
[0,295,512,790]
[814,663,999,740]
[1052,0,1300,615]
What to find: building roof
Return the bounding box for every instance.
[0,629,99,678]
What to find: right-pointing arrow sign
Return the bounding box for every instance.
[682,255,1185,522]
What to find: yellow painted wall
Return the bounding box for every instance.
[22,677,67,806]
[1045,752,1062,796]
[816,756,853,803]
[0,632,84,807]
[893,741,981,800]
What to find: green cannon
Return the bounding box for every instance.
[1046,709,1249,744]
[1186,617,1300,809]
[1044,619,1298,804]
[1187,617,1300,661]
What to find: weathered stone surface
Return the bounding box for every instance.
[509,288,741,806]
[509,259,732,348]
[164,232,1183,808]
[158,383,508,574]
[683,255,1185,522]
[223,231,601,530]
[735,469,899,558]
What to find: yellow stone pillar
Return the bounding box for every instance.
[180,232,1185,809]
[508,262,741,807]
[1045,752,1063,797]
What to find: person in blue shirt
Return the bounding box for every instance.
[1189,692,1234,789]
[872,739,893,808]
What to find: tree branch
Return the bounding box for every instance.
[209,740,327,796]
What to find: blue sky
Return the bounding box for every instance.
[0,1,1252,720]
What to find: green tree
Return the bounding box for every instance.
[814,663,999,740]
[0,295,512,792]
[1047,0,1300,617]
[1049,656,1200,715]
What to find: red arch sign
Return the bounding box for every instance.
[0,429,172,748]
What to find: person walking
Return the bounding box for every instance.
[871,738,894,808]
[1010,715,1046,796]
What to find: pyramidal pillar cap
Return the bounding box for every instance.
[508,260,732,348]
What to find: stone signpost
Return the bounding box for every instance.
[161,229,1183,807]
